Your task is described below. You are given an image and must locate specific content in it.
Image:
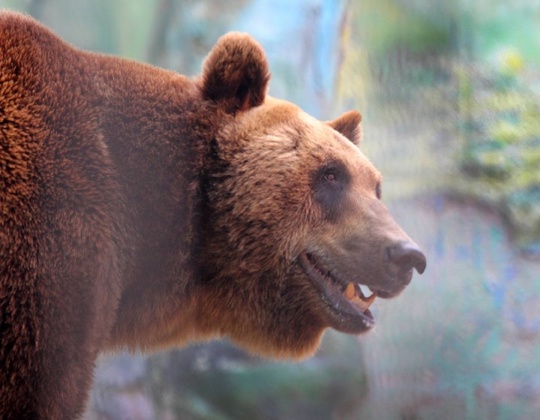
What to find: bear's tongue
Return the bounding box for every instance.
[344,282,376,312]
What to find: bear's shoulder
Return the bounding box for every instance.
[0,10,76,80]
[1,11,58,48]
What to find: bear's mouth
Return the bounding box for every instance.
[298,251,376,334]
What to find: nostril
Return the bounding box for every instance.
[386,241,427,275]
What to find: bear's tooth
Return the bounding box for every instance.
[355,283,372,298]
[345,282,355,300]
[359,291,376,307]
[351,293,376,311]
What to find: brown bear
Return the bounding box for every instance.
[0,11,426,419]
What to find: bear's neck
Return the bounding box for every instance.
[88,54,218,350]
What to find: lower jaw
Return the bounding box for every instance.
[297,253,376,334]
[324,304,375,334]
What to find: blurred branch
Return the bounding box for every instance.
[147,0,175,66]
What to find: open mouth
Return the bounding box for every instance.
[298,251,377,334]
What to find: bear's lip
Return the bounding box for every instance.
[298,251,376,334]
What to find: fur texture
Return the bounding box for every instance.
[0,11,425,419]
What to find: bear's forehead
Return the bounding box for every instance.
[260,98,375,155]
[238,97,346,147]
[228,96,381,184]
[241,96,301,129]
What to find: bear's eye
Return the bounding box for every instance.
[323,170,337,183]
[311,161,350,221]
[376,182,382,199]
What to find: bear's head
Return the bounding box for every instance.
[195,33,426,359]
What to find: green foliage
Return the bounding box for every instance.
[358,0,457,56]
[459,65,540,245]
[146,338,368,420]
[471,4,540,69]
[183,362,366,420]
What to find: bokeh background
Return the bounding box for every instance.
[2,0,540,418]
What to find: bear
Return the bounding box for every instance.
[0,11,426,419]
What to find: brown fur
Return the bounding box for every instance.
[327,110,362,145]
[0,11,425,419]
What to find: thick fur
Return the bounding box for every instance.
[0,11,423,419]
[0,12,215,418]
[201,32,270,113]
[327,110,362,145]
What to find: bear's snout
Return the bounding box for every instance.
[384,240,427,281]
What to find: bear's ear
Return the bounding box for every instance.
[327,110,362,146]
[201,32,270,114]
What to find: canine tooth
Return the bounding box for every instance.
[345,282,355,300]
[360,292,376,307]
[351,292,376,311]
[352,296,369,311]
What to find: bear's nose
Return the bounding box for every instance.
[385,241,427,278]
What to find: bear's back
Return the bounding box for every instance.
[0,10,207,248]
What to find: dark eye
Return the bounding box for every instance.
[323,170,337,183]
[311,161,350,221]
[376,182,382,199]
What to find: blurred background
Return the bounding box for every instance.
[2,0,540,418]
